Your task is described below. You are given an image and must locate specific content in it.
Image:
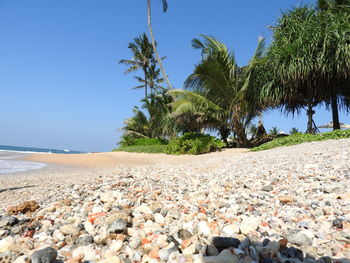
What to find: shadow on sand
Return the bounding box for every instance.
[0,185,38,194]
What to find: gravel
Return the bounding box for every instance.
[0,139,349,262]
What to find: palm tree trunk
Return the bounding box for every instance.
[331,95,340,130]
[219,127,230,146]
[143,67,148,97]
[232,117,248,147]
[256,111,267,138]
[306,103,315,134]
[147,0,172,89]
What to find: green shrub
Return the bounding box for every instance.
[165,133,225,155]
[118,136,168,147]
[113,145,167,153]
[118,135,136,147]
[252,129,350,151]
[132,138,168,146]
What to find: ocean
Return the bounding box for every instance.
[0,145,83,174]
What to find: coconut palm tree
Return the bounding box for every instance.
[147,0,172,89]
[133,62,165,95]
[119,33,154,97]
[120,90,179,141]
[168,35,266,147]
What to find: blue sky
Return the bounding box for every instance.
[0,0,348,152]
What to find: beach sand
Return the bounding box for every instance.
[0,148,248,209]
[24,148,249,168]
[1,140,350,260]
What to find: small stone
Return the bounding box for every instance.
[65,255,84,263]
[153,213,165,224]
[288,247,304,261]
[75,235,94,246]
[178,229,192,240]
[211,237,240,252]
[72,245,97,261]
[159,243,178,261]
[223,224,240,236]
[262,238,270,247]
[134,204,153,214]
[298,221,309,229]
[60,224,80,236]
[29,247,57,263]
[182,244,196,256]
[108,219,127,234]
[0,236,14,253]
[279,195,294,204]
[0,215,19,227]
[333,219,343,229]
[198,221,211,237]
[100,192,115,203]
[203,248,239,263]
[288,230,314,246]
[206,244,219,256]
[109,240,123,253]
[99,256,121,263]
[261,185,273,192]
[279,238,288,248]
[239,217,260,235]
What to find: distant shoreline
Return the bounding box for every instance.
[0,145,84,154]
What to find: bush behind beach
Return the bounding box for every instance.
[252,129,350,151]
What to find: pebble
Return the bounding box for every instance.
[333,219,343,229]
[29,247,57,263]
[108,219,127,234]
[0,215,18,227]
[288,230,314,246]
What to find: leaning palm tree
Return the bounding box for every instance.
[147,0,172,89]
[119,33,154,97]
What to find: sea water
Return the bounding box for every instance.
[0,145,83,174]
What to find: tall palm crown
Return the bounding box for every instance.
[119,33,155,97]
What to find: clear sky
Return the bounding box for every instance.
[0,0,349,152]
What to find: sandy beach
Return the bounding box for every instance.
[0,140,349,262]
[0,148,248,210]
[24,148,249,168]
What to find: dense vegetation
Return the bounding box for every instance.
[252,129,350,151]
[116,0,350,154]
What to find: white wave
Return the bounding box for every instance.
[0,149,50,154]
[0,160,46,174]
